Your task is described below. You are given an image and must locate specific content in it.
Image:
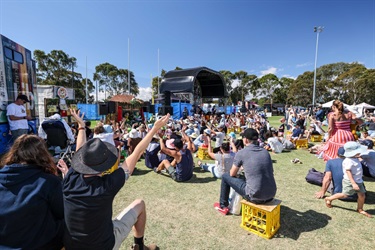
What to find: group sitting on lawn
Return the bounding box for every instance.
[1,100,375,249]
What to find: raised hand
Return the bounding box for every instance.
[153,114,170,131]
[70,109,85,128]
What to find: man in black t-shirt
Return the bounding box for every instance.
[61,109,169,250]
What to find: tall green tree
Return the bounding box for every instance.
[93,63,139,100]
[34,49,94,102]
[258,74,279,106]
[316,62,361,102]
[335,64,367,104]
[219,70,235,94]
[273,77,294,104]
[354,68,375,105]
[287,71,315,107]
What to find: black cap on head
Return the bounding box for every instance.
[242,128,259,141]
[17,94,30,103]
[173,138,184,149]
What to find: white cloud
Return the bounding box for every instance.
[136,87,153,101]
[296,62,312,68]
[281,74,297,80]
[260,67,278,76]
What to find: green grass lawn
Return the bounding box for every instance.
[113,116,375,249]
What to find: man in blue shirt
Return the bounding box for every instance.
[315,147,357,201]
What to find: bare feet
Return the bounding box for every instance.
[357,209,373,218]
[324,198,332,208]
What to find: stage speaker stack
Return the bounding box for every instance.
[108,101,116,113]
[150,105,155,113]
[99,103,109,115]
[158,91,173,115]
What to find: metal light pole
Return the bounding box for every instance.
[157,48,160,96]
[312,26,324,110]
[128,38,130,95]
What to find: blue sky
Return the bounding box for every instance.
[1,0,374,100]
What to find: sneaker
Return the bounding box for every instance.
[214,202,229,215]
[131,244,159,250]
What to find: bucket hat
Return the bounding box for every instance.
[71,138,118,174]
[343,141,367,158]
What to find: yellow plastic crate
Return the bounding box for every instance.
[311,135,323,142]
[240,199,281,239]
[295,138,308,149]
[197,147,211,160]
[235,127,241,134]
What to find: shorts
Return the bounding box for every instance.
[112,207,138,250]
[167,166,179,181]
[342,179,366,196]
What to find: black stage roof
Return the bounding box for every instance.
[159,67,228,98]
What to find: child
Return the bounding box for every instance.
[324,141,372,218]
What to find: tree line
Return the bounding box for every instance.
[34,50,139,103]
[218,62,375,107]
[34,49,374,106]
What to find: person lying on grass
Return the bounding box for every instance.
[324,141,372,218]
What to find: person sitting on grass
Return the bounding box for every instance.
[359,139,375,179]
[59,109,169,250]
[290,124,303,143]
[324,141,372,218]
[314,147,357,201]
[0,135,64,250]
[198,138,237,179]
[214,128,277,215]
[264,130,284,154]
[154,129,194,182]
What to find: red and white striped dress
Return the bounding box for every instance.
[322,119,354,161]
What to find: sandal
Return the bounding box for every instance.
[324,198,332,208]
[358,209,373,218]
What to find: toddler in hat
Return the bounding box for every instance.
[324,141,372,218]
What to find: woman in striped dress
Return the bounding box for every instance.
[322,100,354,161]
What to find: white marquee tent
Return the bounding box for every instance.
[321,100,349,108]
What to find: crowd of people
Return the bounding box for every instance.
[1,96,375,249]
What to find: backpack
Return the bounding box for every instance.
[305,168,324,186]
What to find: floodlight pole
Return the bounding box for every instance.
[312,26,324,111]
[157,48,160,96]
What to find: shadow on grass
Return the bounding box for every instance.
[365,190,375,204]
[329,205,375,217]
[185,174,218,184]
[132,168,153,176]
[152,173,218,183]
[363,176,375,182]
[275,205,331,240]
